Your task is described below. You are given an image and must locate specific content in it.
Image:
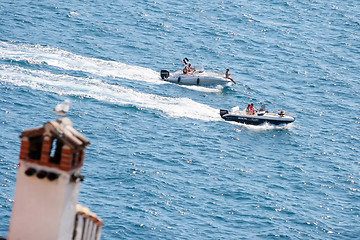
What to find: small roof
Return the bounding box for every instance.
[76,204,104,226]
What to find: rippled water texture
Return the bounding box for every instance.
[1,0,359,239]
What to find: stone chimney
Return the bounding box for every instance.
[8,118,102,240]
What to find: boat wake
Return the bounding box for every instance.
[0,41,161,84]
[0,64,222,121]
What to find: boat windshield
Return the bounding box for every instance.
[196,65,204,73]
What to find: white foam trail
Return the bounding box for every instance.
[0,41,162,84]
[231,121,295,131]
[0,65,222,121]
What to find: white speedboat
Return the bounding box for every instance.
[220,105,295,125]
[160,69,234,86]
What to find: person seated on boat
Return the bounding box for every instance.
[225,68,237,84]
[188,63,195,73]
[246,104,251,114]
[279,110,285,117]
[249,103,257,115]
[183,65,190,74]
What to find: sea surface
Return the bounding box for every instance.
[1,0,359,239]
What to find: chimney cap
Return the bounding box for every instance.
[20,117,90,149]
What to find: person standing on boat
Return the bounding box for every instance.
[183,57,192,74]
[225,68,237,84]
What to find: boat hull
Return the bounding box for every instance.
[220,109,295,125]
[161,70,232,86]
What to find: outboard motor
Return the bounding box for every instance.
[220,109,229,118]
[160,70,170,79]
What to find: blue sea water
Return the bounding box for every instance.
[1,0,359,239]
